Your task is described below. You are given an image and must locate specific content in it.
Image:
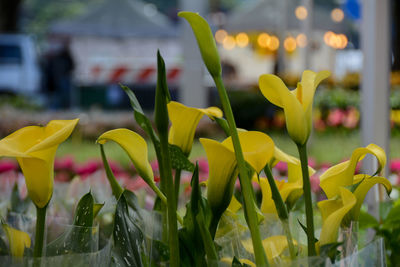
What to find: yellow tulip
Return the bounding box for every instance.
[0,119,79,208]
[3,224,31,258]
[317,187,356,246]
[200,131,274,217]
[97,128,154,186]
[167,101,223,155]
[259,70,330,145]
[319,144,386,199]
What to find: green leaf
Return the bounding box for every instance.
[319,242,343,262]
[358,210,379,229]
[113,190,146,267]
[168,144,195,171]
[154,51,170,136]
[178,12,222,77]
[120,84,160,145]
[298,219,319,242]
[46,192,96,255]
[10,183,30,214]
[384,203,400,225]
[0,237,8,256]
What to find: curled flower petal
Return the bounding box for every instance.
[97,129,154,185]
[320,144,386,198]
[168,101,222,155]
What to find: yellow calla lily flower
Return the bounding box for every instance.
[242,235,294,260]
[3,224,31,258]
[257,176,302,215]
[319,144,386,199]
[317,187,356,246]
[200,131,274,217]
[259,70,330,145]
[167,101,222,155]
[0,119,79,208]
[97,128,154,186]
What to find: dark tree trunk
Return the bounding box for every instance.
[0,0,23,33]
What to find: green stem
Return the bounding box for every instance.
[100,145,124,199]
[196,212,219,266]
[174,169,182,207]
[158,136,179,266]
[213,75,269,267]
[150,182,184,225]
[34,205,47,259]
[297,144,316,256]
[264,166,296,259]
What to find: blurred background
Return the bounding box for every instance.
[0,0,399,170]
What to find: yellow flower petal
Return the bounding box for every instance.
[318,187,356,246]
[242,235,292,260]
[320,144,387,198]
[97,128,154,184]
[259,74,308,145]
[273,146,315,183]
[0,119,78,208]
[3,224,31,258]
[168,101,222,155]
[222,131,274,173]
[200,138,238,217]
[258,176,302,214]
[350,174,392,220]
[226,195,242,214]
[259,71,330,145]
[220,257,256,267]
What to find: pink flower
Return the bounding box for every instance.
[0,159,18,173]
[327,108,345,127]
[74,159,102,179]
[310,174,321,194]
[275,161,287,174]
[390,159,400,173]
[343,107,359,129]
[54,155,75,171]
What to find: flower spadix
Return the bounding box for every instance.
[0,119,79,208]
[97,128,154,186]
[317,187,356,246]
[200,131,274,217]
[3,224,31,258]
[259,70,330,145]
[319,144,387,199]
[168,101,222,155]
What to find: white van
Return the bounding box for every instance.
[0,34,41,94]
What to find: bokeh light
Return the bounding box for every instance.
[323,31,348,49]
[331,8,344,23]
[223,35,236,50]
[268,36,280,51]
[295,6,308,20]
[236,32,249,47]
[215,29,228,44]
[284,36,297,52]
[257,33,271,48]
[296,33,307,48]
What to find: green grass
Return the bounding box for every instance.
[56,130,400,166]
